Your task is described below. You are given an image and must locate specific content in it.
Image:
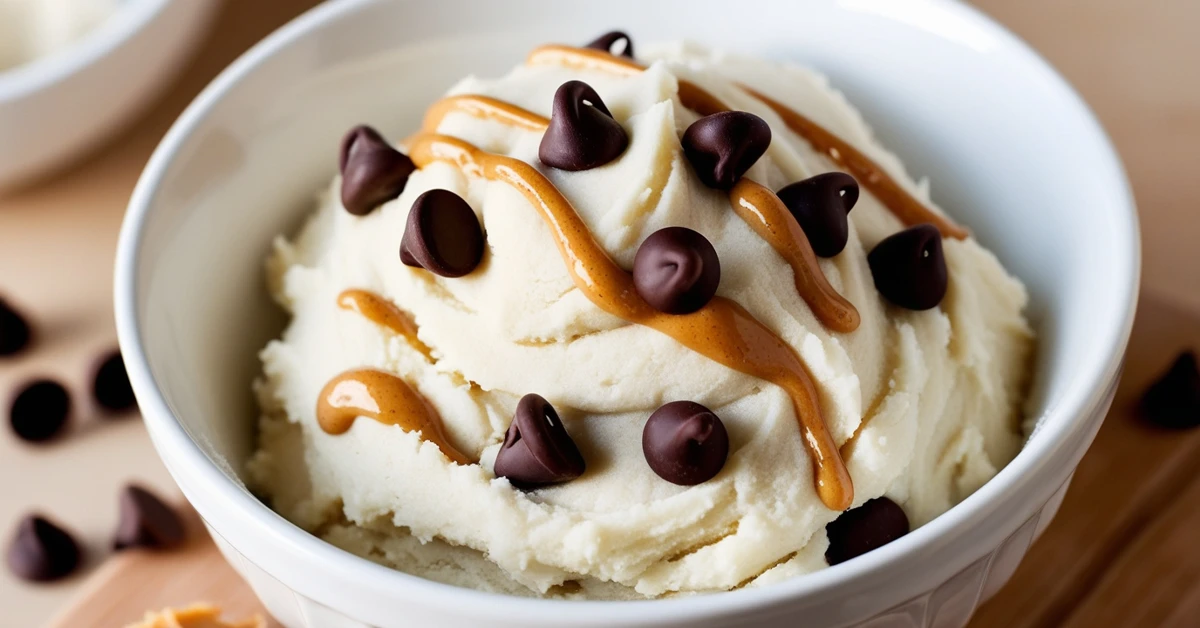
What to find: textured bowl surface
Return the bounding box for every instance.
[115,0,1139,626]
[0,0,219,189]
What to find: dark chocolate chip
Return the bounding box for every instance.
[339,125,416,216]
[681,111,771,190]
[867,224,948,310]
[400,189,485,278]
[9,379,70,443]
[825,497,910,565]
[92,350,136,413]
[539,81,628,171]
[584,31,634,58]
[777,172,860,257]
[1141,351,1200,429]
[642,401,729,485]
[114,484,186,551]
[494,394,585,488]
[6,515,81,582]
[0,297,32,356]
[633,227,721,314]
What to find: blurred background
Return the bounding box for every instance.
[0,1,1196,626]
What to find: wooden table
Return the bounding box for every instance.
[1,1,1195,626]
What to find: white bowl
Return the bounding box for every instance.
[114,0,1139,626]
[0,0,219,190]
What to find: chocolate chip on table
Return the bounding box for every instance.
[539,80,629,171]
[0,297,32,356]
[114,484,186,551]
[642,401,729,485]
[681,111,771,190]
[777,172,860,258]
[400,189,485,277]
[6,515,81,582]
[867,224,948,311]
[633,227,721,314]
[1141,351,1200,429]
[584,30,634,58]
[339,125,417,216]
[92,350,136,413]
[494,394,586,488]
[825,497,910,565]
[9,379,71,443]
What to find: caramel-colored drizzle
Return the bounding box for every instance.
[422,95,550,133]
[337,289,432,359]
[742,88,969,240]
[407,132,852,510]
[525,44,967,239]
[419,94,858,333]
[317,368,471,465]
[730,180,860,333]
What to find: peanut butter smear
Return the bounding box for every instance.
[407,132,852,510]
[124,604,264,628]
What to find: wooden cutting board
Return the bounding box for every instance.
[45,507,279,628]
[39,295,1200,627]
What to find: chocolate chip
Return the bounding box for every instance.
[6,515,81,582]
[777,172,860,257]
[114,485,185,551]
[400,189,485,278]
[633,227,721,314]
[1142,351,1200,429]
[0,297,32,356]
[494,394,585,488]
[642,401,729,485]
[825,497,910,565]
[681,111,771,190]
[92,350,136,413]
[9,379,70,443]
[584,31,634,58]
[539,81,628,171]
[339,125,416,216]
[867,224,948,310]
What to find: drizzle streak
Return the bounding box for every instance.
[407,132,852,510]
[730,180,860,333]
[422,95,550,133]
[525,44,967,239]
[317,368,471,465]
[337,289,432,359]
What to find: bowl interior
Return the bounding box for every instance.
[124,0,1135,574]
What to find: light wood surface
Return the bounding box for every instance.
[45,508,279,628]
[0,1,1195,626]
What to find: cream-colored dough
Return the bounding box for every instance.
[248,42,1034,599]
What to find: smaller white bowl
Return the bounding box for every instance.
[0,0,219,190]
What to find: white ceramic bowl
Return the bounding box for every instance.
[114,0,1139,626]
[0,0,219,190]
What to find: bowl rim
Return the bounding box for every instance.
[115,0,1140,622]
[0,0,173,100]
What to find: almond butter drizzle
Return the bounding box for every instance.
[407,132,852,510]
[419,94,858,333]
[730,180,860,333]
[317,368,471,465]
[525,44,967,239]
[337,289,432,359]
